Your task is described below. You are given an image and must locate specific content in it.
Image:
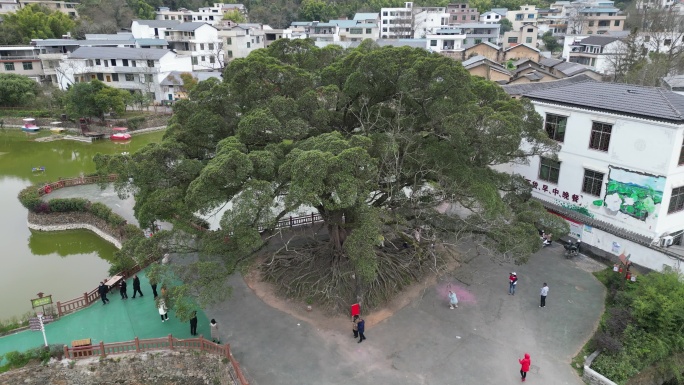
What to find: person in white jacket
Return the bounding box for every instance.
[158,299,169,322]
[540,283,549,308]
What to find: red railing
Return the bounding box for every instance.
[63,334,248,385]
[38,174,118,196]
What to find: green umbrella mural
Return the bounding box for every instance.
[594,166,665,221]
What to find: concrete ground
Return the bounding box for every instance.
[43,185,607,384]
[207,245,606,385]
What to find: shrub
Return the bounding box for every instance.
[122,223,144,240]
[88,202,111,222]
[126,116,146,130]
[107,213,126,228]
[35,202,51,214]
[108,252,136,276]
[4,351,29,368]
[17,187,42,212]
[49,198,88,212]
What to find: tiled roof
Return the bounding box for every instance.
[501,74,596,96]
[553,61,590,76]
[462,55,511,75]
[505,43,540,53]
[136,39,169,45]
[171,22,212,31]
[69,47,171,60]
[580,36,619,46]
[524,81,684,123]
[539,57,563,67]
[132,20,181,28]
[353,13,379,20]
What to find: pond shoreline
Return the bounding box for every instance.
[27,212,124,250]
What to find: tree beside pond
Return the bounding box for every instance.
[0,74,40,107]
[95,39,567,315]
[65,80,129,121]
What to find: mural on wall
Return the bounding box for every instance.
[593,166,665,221]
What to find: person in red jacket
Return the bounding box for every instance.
[519,353,531,381]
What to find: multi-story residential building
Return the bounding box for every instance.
[446,3,480,24]
[458,23,501,45]
[500,81,684,271]
[380,2,449,39]
[0,46,43,81]
[507,5,538,31]
[290,21,340,43]
[503,23,539,47]
[426,27,466,53]
[161,22,222,71]
[155,3,247,25]
[217,23,266,61]
[263,27,302,47]
[160,71,222,101]
[56,47,192,103]
[329,19,380,41]
[565,35,624,74]
[578,5,625,35]
[131,20,182,40]
[479,11,503,24]
[0,0,78,17]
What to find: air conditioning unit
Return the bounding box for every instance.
[661,236,674,247]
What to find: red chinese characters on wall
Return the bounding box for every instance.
[524,178,581,203]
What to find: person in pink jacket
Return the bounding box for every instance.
[519,353,531,381]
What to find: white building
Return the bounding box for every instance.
[0,46,43,82]
[155,3,247,25]
[217,23,266,61]
[426,27,466,53]
[479,11,503,24]
[56,47,192,103]
[502,81,684,271]
[564,35,624,74]
[131,20,182,40]
[380,2,449,39]
[161,22,222,71]
[329,19,380,41]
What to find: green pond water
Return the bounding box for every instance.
[0,129,163,319]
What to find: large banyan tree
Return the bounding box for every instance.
[95,39,567,314]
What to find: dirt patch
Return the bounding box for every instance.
[243,243,462,331]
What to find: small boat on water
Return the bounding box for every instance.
[110,127,131,141]
[22,118,39,133]
[50,121,65,133]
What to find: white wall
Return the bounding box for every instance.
[510,102,684,239]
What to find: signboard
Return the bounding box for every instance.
[28,315,54,331]
[31,295,52,308]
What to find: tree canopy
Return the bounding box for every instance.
[95,39,566,316]
[0,74,40,107]
[65,80,130,121]
[0,5,76,45]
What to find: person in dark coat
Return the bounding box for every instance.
[150,277,158,298]
[98,281,110,304]
[132,275,143,298]
[190,311,198,336]
[357,317,366,343]
[352,315,359,338]
[120,277,128,299]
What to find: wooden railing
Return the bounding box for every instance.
[63,334,249,385]
[38,174,118,196]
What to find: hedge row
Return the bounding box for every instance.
[17,185,143,241]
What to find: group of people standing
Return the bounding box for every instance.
[97,274,151,304]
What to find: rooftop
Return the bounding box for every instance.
[579,7,620,12]
[70,47,171,60]
[524,81,684,123]
[501,74,596,96]
[505,43,540,53]
[132,20,181,28]
[354,12,379,20]
[171,22,213,31]
[580,35,619,46]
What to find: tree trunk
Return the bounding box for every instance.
[320,208,347,257]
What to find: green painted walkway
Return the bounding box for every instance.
[0,271,211,358]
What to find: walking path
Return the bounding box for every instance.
[28,185,607,384]
[0,271,211,359]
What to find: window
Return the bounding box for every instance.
[588,21,595,26]
[539,157,561,183]
[209,56,215,64]
[526,37,533,43]
[125,74,134,81]
[350,28,362,34]
[145,74,153,83]
[86,60,94,66]
[507,37,518,43]
[110,59,116,66]
[614,20,620,26]
[247,42,251,48]
[589,122,612,151]
[528,14,534,18]
[95,59,101,65]
[106,75,111,82]
[112,73,119,81]
[668,186,684,213]
[544,114,567,142]
[122,59,129,66]
[192,57,198,65]
[147,60,155,67]
[664,39,672,46]
[200,43,204,50]
[96,73,104,81]
[226,37,232,44]
[582,169,604,196]
[679,139,684,165]
[474,38,482,44]
[470,15,476,20]
[22,62,33,70]
[104,60,109,67]
[208,43,214,50]
[201,56,206,61]
[4,63,14,71]
[527,28,534,32]
[644,35,650,42]
[430,40,437,46]
[132,60,136,67]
